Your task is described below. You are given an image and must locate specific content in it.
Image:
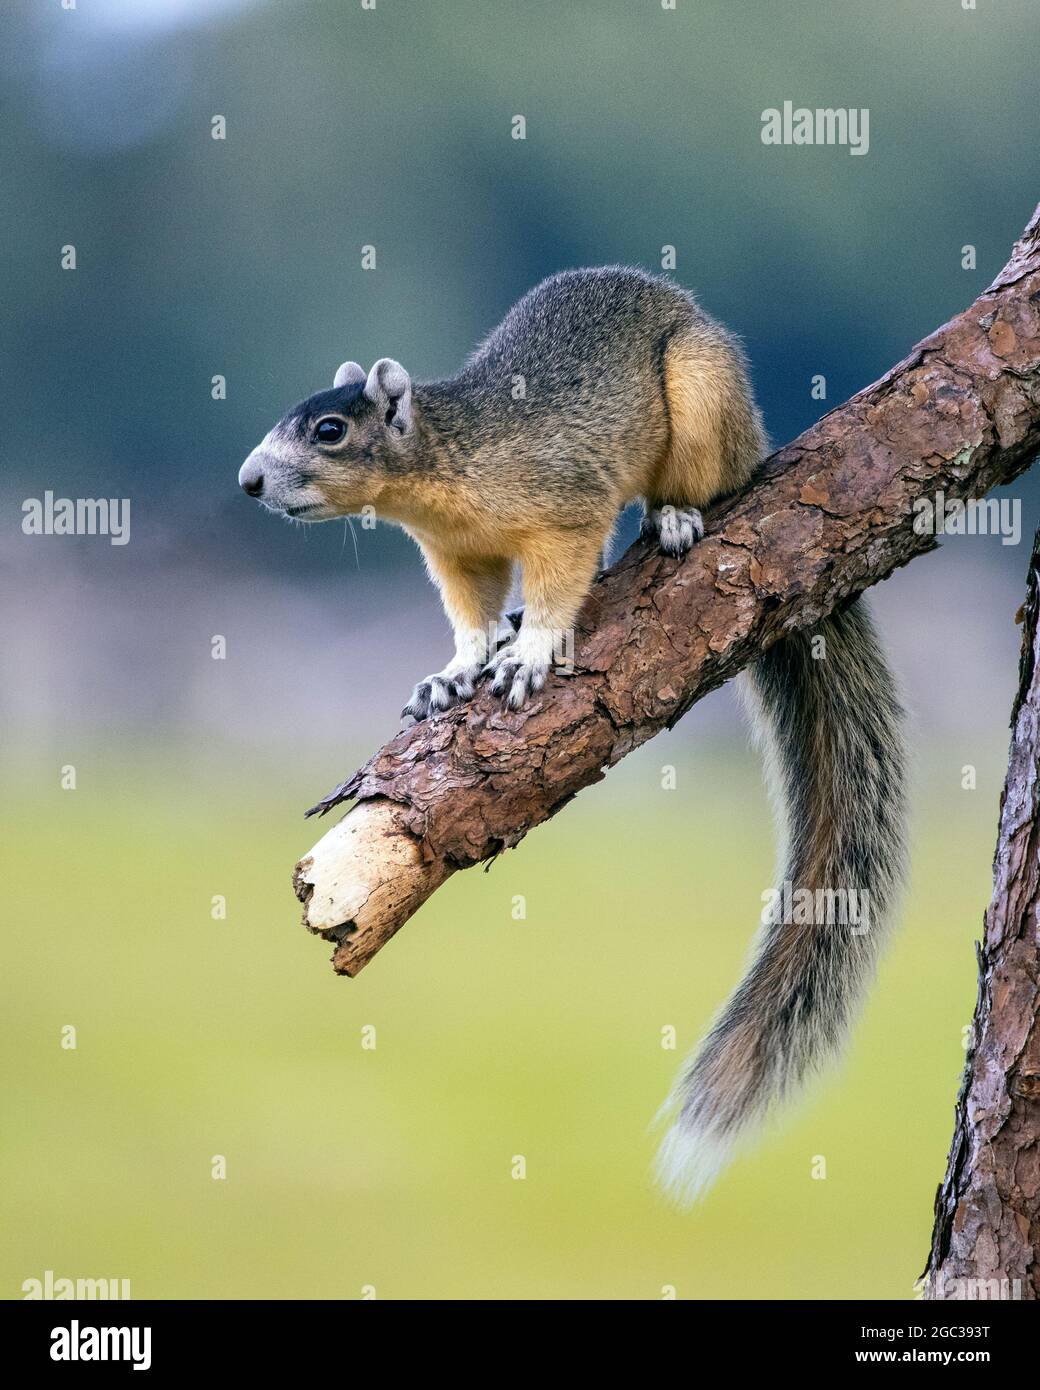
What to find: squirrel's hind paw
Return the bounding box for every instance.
[641,505,704,559]
[402,668,479,721]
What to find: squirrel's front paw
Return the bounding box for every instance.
[641,505,704,558]
[402,666,480,721]
[482,646,548,711]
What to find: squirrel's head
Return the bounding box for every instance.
[238,358,414,520]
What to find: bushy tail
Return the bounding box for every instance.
[655,599,907,1202]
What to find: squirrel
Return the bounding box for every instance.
[239,266,907,1201]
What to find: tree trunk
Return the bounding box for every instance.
[924,529,1040,1300]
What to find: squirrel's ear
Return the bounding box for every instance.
[333,361,366,390]
[364,358,412,434]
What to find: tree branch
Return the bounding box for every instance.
[924,525,1040,1300]
[294,204,1040,976]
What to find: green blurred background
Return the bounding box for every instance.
[2,0,1039,1300]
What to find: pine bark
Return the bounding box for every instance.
[924,529,1040,1300]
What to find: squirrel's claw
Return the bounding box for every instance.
[482,653,548,710]
[641,505,705,559]
[402,669,478,721]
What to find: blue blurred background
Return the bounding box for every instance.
[3,0,1039,1300]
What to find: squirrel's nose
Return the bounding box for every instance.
[238,456,265,497]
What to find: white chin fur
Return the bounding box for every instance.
[654,1124,736,1206]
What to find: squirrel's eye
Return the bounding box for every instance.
[314,417,347,445]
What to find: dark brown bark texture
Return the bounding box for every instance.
[298,203,1040,977]
[924,529,1040,1300]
